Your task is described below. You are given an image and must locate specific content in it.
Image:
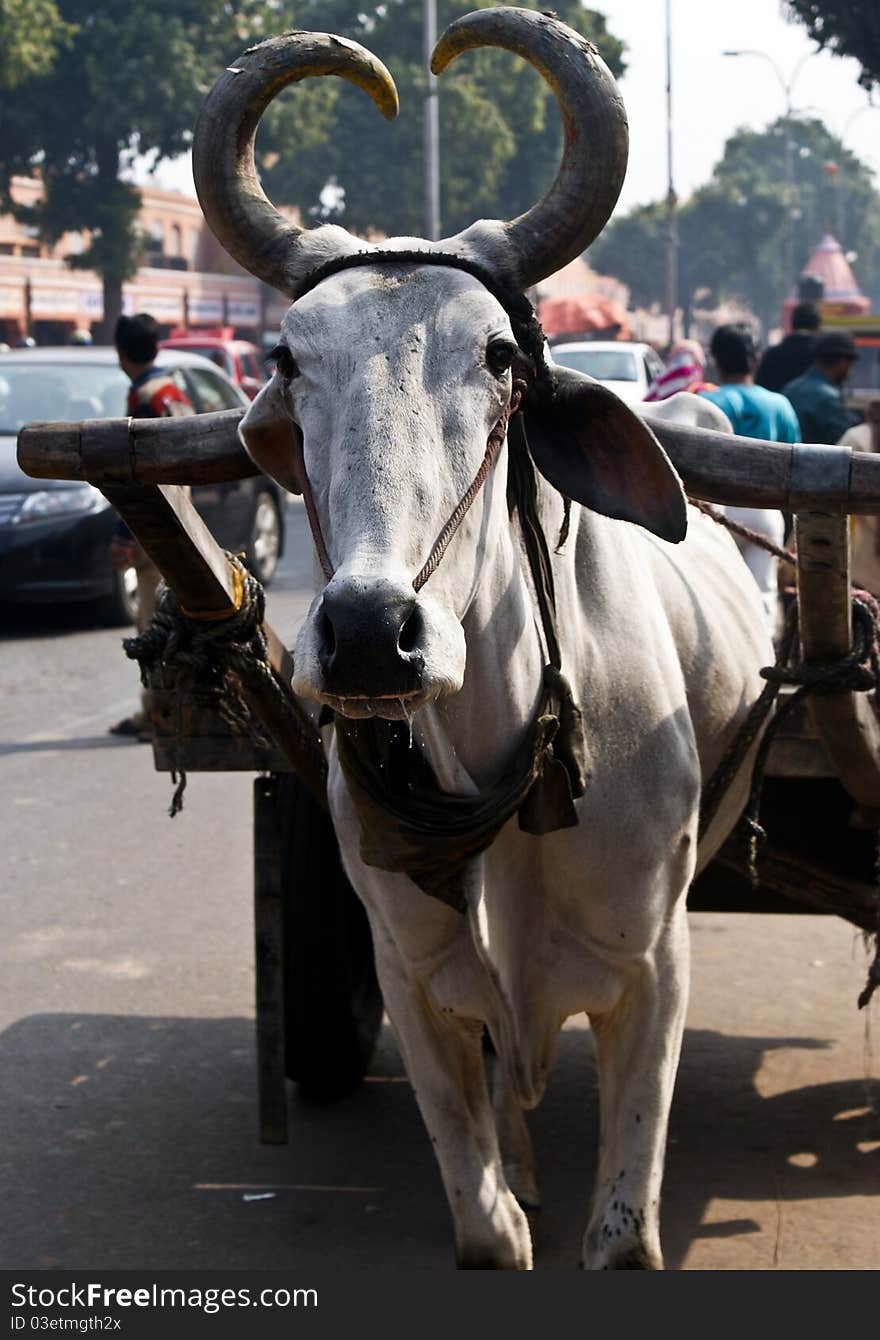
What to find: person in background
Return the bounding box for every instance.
[643,338,715,402]
[782,330,861,445]
[755,301,821,392]
[109,313,195,740]
[699,323,801,636]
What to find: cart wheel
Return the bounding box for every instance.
[278,774,384,1100]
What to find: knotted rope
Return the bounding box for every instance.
[122,554,321,816]
[698,578,880,1009]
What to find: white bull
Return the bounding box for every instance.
[192,9,772,1269]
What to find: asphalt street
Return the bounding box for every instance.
[1,496,878,1272]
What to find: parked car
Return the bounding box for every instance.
[549,339,665,406]
[0,346,285,625]
[160,330,268,399]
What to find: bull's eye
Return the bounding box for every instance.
[486,339,517,377]
[269,344,299,382]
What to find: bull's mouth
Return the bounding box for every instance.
[318,688,431,721]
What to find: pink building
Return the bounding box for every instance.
[0,177,268,345]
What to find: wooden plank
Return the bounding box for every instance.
[764,687,833,778]
[692,835,880,931]
[18,409,252,485]
[795,509,880,808]
[253,775,288,1145]
[103,482,240,616]
[100,481,327,806]
[150,694,293,773]
[18,409,880,514]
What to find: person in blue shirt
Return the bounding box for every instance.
[701,324,802,443]
[781,330,861,445]
[700,324,801,637]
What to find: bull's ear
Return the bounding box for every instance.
[523,365,688,542]
[238,379,303,495]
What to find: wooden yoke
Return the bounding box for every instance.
[16,407,880,512]
[792,438,880,813]
[101,479,328,807]
[18,410,880,816]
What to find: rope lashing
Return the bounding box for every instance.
[122,554,324,816]
[698,591,880,1010]
[689,497,796,565]
[700,595,880,849]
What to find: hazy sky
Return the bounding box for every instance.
[144,0,880,221]
[604,0,879,212]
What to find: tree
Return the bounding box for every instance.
[0,1,293,335]
[0,0,73,89]
[589,114,880,331]
[785,1,880,91]
[257,1,626,239]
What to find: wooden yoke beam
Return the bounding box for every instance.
[16,409,880,513]
[102,480,328,808]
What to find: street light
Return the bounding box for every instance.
[722,48,819,286]
[796,99,880,246]
[423,0,440,240]
[665,0,677,348]
[833,101,880,249]
[721,48,818,117]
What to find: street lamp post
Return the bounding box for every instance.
[423,0,440,241]
[722,48,818,289]
[665,0,678,348]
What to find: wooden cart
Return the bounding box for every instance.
[17,407,880,1143]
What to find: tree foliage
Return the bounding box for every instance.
[257,1,626,238]
[589,114,880,330]
[0,0,276,330]
[0,0,626,329]
[0,0,74,89]
[785,0,880,90]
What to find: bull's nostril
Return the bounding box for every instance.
[398,605,423,655]
[320,608,336,657]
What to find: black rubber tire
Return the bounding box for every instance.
[95,565,139,627]
[278,774,384,1101]
[245,490,283,587]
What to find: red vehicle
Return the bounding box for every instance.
[160,327,267,399]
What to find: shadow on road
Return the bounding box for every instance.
[0,736,138,757]
[0,601,129,642]
[1,1012,876,1270]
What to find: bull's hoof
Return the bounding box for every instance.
[582,1244,663,1270]
[603,1247,663,1270]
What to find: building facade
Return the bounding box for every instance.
[0,177,273,345]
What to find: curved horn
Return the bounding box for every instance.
[432,6,628,290]
[192,33,399,294]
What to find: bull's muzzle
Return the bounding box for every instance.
[317,575,425,700]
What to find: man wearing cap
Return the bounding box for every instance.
[782,330,861,444]
[755,301,821,392]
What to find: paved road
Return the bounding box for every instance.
[1,498,878,1271]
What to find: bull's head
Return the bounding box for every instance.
[193,7,685,722]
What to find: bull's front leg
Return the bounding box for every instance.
[583,900,690,1270]
[371,927,533,1270]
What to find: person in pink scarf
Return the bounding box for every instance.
[643,338,715,401]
